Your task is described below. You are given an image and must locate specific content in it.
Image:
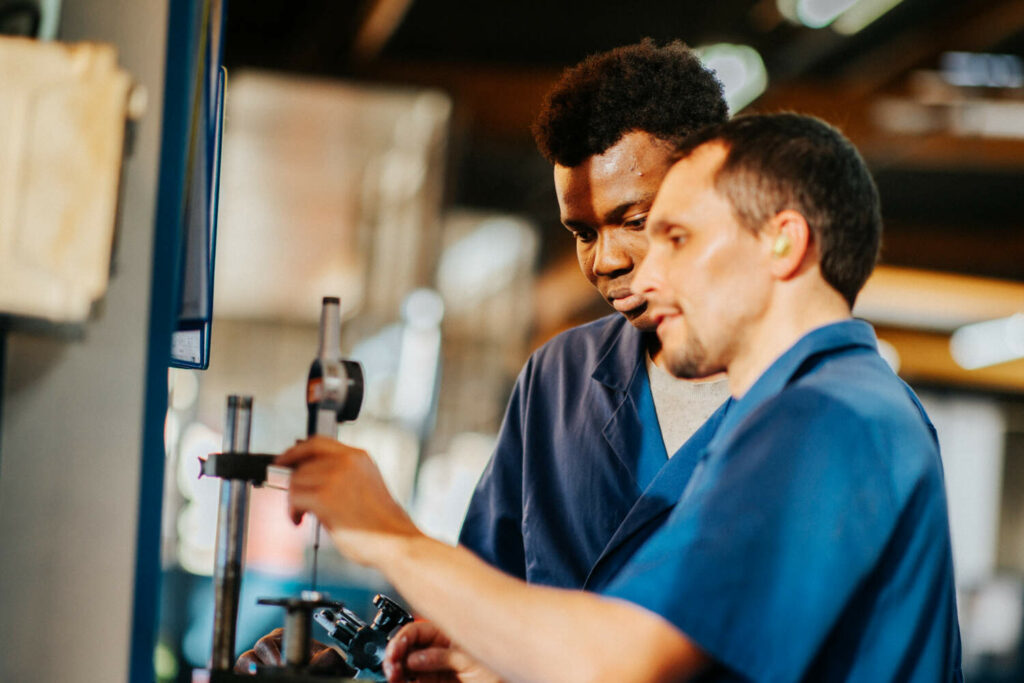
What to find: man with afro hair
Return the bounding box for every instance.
[459,39,731,591]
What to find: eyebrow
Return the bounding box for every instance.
[561,193,658,229]
[645,214,679,237]
[646,216,667,236]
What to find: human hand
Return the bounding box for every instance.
[233,628,348,675]
[383,621,501,683]
[276,436,422,567]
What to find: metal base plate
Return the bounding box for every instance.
[193,668,358,682]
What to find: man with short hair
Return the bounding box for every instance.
[460,38,731,590]
[280,112,963,682]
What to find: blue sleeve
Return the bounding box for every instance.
[457,361,530,579]
[602,388,901,682]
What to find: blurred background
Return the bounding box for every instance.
[154,0,1024,680]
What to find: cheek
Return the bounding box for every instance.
[576,244,597,281]
[622,231,648,263]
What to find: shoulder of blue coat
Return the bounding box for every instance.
[741,359,941,501]
[528,313,632,368]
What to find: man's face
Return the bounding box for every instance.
[553,132,677,331]
[633,142,773,379]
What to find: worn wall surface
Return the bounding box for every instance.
[0,1,169,681]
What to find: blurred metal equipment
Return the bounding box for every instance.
[193,296,416,682]
[257,592,344,669]
[314,594,413,680]
[211,395,255,671]
[194,402,357,682]
[306,296,364,592]
[307,297,364,437]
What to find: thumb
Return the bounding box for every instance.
[406,646,478,674]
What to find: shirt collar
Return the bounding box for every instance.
[591,315,651,392]
[708,319,878,451]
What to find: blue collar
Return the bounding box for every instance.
[707,319,878,453]
[590,315,653,393]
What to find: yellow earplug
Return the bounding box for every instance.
[772,234,791,257]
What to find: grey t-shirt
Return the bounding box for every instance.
[646,354,731,457]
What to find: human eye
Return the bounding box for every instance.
[666,227,688,248]
[623,214,647,230]
[570,227,596,243]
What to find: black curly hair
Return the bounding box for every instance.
[532,39,729,167]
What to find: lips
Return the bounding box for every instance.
[647,305,683,333]
[610,292,646,313]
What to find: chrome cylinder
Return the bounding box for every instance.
[210,395,253,670]
[282,605,312,668]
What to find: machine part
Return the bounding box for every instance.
[197,298,370,681]
[305,297,365,594]
[306,297,364,438]
[369,595,413,634]
[313,593,413,680]
[199,452,275,482]
[198,668,356,683]
[257,592,344,669]
[210,396,253,671]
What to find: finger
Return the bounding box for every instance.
[385,632,409,664]
[276,436,348,467]
[397,621,449,648]
[406,646,470,674]
[287,486,325,525]
[275,439,323,468]
[233,650,258,674]
[288,458,341,491]
[309,646,347,673]
[384,633,413,682]
[252,631,282,665]
[383,656,403,683]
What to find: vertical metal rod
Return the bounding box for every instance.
[210,395,253,670]
[282,606,313,668]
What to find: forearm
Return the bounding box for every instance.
[361,532,705,683]
[280,439,704,682]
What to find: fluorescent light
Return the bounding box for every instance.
[778,0,905,33]
[950,313,1024,370]
[797,0,859,28]
[832,0,904,34]
[698,44,768,114]
[941,52,1024,89]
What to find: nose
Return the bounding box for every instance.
[592,232,632,277]
[631,247,661,297]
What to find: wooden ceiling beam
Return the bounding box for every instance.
[754,83,1024,169]
[359,60,561,142]
[832,0,1024,95]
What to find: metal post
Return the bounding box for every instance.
[282,604,313,668]
[210,395,253,670]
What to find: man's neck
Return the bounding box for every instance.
[726,292,852,398]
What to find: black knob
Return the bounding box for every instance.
[372,594,413,634]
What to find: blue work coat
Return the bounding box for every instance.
[604,320,963,682]
[459,314,728,589]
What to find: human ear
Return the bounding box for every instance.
[766,209,810,280]
[771,234,791,257]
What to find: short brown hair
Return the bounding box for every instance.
[676,113,881,307]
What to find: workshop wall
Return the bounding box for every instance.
[0,1,169,681]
